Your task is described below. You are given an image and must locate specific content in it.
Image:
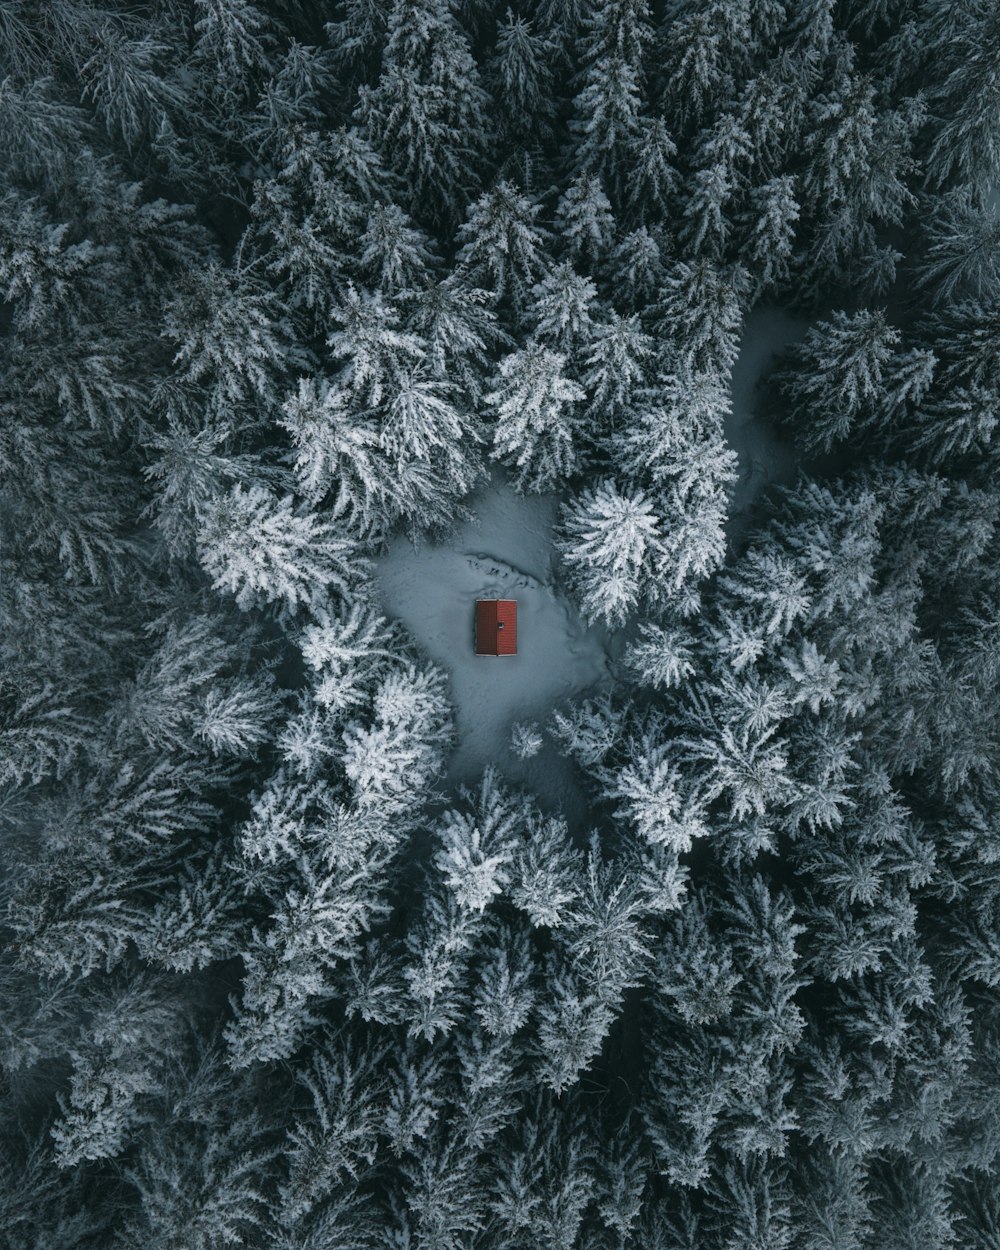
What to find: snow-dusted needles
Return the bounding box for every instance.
[5,3,1000,1244]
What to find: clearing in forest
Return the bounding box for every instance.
[375,479,609,817]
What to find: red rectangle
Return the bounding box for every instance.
[475,599,497,653]
[495,599,517,654]
[475,599,516,655]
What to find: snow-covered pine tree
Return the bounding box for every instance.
[455,181,552,310]
[570,0,652,207]
[555,173,616,269]
[530,261,597,360]
[924,1,1000,193]
[488,10,557,145]
[627,115,680,222]
[916,189,1000,307]
[486,344,584,491]
[557,479,665,627]
[197,483,365,614]
[654,258,748,374]
[279,377,394,534]
[776,308,902,453]
[355,0,490,223]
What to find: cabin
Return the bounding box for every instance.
[475,599,517,656]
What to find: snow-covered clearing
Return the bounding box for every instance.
[375,479,609,820]
[726,307,808,534]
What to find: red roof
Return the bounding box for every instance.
[475,599,517,655]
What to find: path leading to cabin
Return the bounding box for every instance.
[374,481,609,820]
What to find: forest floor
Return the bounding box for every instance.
[374,478,610,821]
[725,306,809,538]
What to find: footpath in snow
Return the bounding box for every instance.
[375,479,608,819]
[726,307,808,536]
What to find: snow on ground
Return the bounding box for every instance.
[726,307,809,536]
[375,478,609,822]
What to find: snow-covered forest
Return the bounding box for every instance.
[4,1,1000,1245]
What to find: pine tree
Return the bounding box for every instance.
[326,283,424,408]
[535,961,616,1091]
[111,613,276,758]
[571,52,644,208]
[776,309,902,453]
[530,261,597,358]
[624,620,695,690]
[654,259,748,374]
[247,126,383,314]
[0,190,108,333]
[680,161,733,258]
[455,181,552,308]
[325,0,389,77]
[433,770,524,913]
[740,175,800,297]
[78,23,187,155]
[298,601,400,716]
[51,976,187,1167]
[510,811,584,927]
[342,663,453,813]
[612,224,666,305]
[121,1061,277,1250]
[6,742,227,981]
[510,720,544,759]
[488,10,557,143]
[249,41,338,149]
[474,948,536,1069]
[581,310,652,434]
[192,0,276,107]
[486,344,584,491]
[557,479,665,627]
[799,71,922,291]
[279,377,395,534]
[657,4,747,134]
[379,369,481,495]
[555,173,616,269]
[0,1132,105,1250]
[924,1,1000,192]
[0,77,92,189]
[163,264,300,415]
[601,726,709,853]
[277,1031,385,1223]
[627,114,680,221]
[197,484,364,613]
[916,190,1000,307]
[359,202,437,291]
[707,1159,794,1250]
[549,693,624,769]
[408,274,500,400]
[355,0,490,222]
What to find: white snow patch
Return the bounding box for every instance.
[374,479,609,820]
[727,307,809,532]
